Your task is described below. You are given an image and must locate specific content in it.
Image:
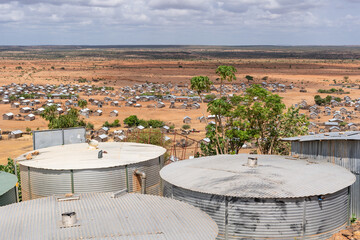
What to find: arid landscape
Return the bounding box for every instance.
[1,46,360,164]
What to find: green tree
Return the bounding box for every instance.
[201,84,309,156]
[40,105,85,129]
[190,75,213,123]
[237,85,309,154]
[78,99,87,109]
[124,115,140,127]
[215,65,237,97]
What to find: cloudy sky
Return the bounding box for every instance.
[0,0,359,45]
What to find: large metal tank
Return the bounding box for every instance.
[283,131,360,218]
[0,192,218,239]
[17,142,166,200]
[161,154,355,240]
[0,171,18,206]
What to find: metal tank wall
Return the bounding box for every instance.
[20,155,164,201]
[0,188,17,206]
[163,181,350,240]
[291,140,360,218]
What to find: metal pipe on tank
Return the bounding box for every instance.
[134,170,147,194]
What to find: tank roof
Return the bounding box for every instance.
[0,192,218,240]
[0,171,17,196]
[17,142,166,170]
[282,131,360,142]
[160,154,355,198]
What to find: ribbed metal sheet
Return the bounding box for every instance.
[0,193,218,240]
[289,137,360,218]
[160,154,355,198]
[164,180,349,240]
[0,188,17,206]
[128,157,161,195]
[28,167,72,200]
[20,161,162,200]
[73,167,127,193]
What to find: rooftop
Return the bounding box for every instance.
[0,171,17,196]
[0,193,218,240]
[160,154,355,198]
[282,131,360,142]
[17,142,166,170]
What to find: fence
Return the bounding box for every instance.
[33,127,86,150]
[109,129,203,162]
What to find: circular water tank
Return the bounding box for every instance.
[0,171,17,206]
[0,192,218,239]
[161,154,355,240]
[17,142,166,200]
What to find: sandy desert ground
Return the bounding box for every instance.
[1,46,360,164]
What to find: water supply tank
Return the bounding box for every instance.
[283,131,360,218]
[0,192,218,240]
[17,142,166,200]
[161,154,355,240]
[0,171,17,206]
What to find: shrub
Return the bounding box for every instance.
[182,124,191,130]
[124,115,140,127]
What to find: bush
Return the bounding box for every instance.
[103,119,121,128]
[124,115,140,127]
[26,127,31,133]
[147,119,165,128]
[182,124,191,130]
[204,94,216,101]
[86,122,94,130]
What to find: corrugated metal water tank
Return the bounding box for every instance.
[0,192,218,240]
[161,154,355,240]
[0,171,18,206]
[16,142,166,200]
[283,131,360,218]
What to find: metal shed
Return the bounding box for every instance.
[161,154,355,240]
[0,171,18,206]
[0,192,218,240]
[17,142,166,200]
[283,131,360,218]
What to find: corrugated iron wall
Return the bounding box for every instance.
[291,140,360,218]
[164,181,349,240]
[20,156,163,201]
[0,188,17,206]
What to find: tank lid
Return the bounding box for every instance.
[282,131,360,142]
[160,154,355,198]
[16,142,166,170]
[0,171,17,196]
[0,193,218,239]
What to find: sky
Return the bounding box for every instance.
[0,0,359,45]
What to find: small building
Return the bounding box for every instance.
[109,110,118,117]
[20,107,31,113]
[93,109,102,116]
[97,127,109,135]
[95,134,108,142]
[11,102,20,108]
[183,116,191,124]
[329,126,341,132]
[8,130,23,139]
[3,113,14,120]
[24,114,35,121]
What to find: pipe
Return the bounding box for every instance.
[134,169,146,194]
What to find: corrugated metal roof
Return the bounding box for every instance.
[282,131,360,142]
[160,154,355,198]
[0,193,218,240]
[0,171,17,196]
[16,142,166,170]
